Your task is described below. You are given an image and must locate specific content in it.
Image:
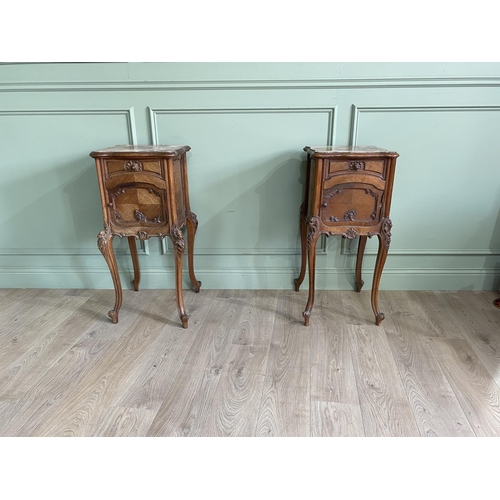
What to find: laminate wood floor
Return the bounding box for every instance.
[0,288,499,437]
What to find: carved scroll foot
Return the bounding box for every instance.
[181,314,189,329]
[294,278,301,293]
[303,310,311,327]
[375,313,385,326]
[108,310,119,324]
[355,279,365,293]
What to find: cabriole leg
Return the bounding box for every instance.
[303,217,320,326]
[170,225,189,328]
[294,202,308,292]
[186,212,201,293]
[128,236,140,291]
[355,235,367,292]
[98,225,122,324]
[371,219,392,325]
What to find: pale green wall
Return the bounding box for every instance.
[1,62,499,291]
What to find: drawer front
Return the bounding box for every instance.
[104,159,162,176]
[321,183,384,226]
[326,159,385,178]
[107,183,168,227]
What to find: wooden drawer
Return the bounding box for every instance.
[104,158,162,176]
[326,158,386,178]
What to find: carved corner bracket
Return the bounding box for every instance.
[97,224,112,253]
[188,211,199,230]
[380,218,392,248]
[170,224,186,256]
[306,216,320,248]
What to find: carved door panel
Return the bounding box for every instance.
[107,183,168,227]
[321,182,384,226]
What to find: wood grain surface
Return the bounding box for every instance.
[1,288,499,437]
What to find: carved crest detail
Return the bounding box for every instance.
[170,224,185,256]
[349,160,365,171]
[97,224,112,252]
[125,160,143,172]
[188,211,199,230]
[343,228,358,239]
[134,210,147,222]
[344,210,356,221]
[307,217,320,248]
[380,218,392,248]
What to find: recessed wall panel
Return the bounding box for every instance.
[151,108,333,253]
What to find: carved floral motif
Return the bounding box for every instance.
[342,228,358,239]
[307,217,320,248]
[170,224,185,256]
[188,211,199,230]
[134,210,147,222]
[97,224,112,252]
[380,218,392,248]
[344,210,356,221]
[349,160,365,171]
[125,160,143,172]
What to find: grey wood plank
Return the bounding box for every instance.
[0,336,113,436]
[432,291,500,388]
[146,290,247,437]
[228,289,278,348]
[92,406,157,437]
[311,401,365,437]
[0,288,40,319]
[340,290,372,325]
[0,290,166,436]
[152,290,276,437]
[31,291,176,437]
[382,293,475,436]
[0,291,106,400]
[255,290,310,437]
[348,324,420,437]
[195,344,269,436]
[0,289,65,350]
[311,291,360,405]
[111,289,216,412]
[410,290,466,339]
[430,338,500,436]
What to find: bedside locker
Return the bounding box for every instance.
[295,146,399,326]
[90,145,201,328]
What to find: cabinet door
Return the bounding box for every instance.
[321,182,384,226]
[108,183,168,227]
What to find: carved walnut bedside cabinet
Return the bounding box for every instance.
[294,146,399,326]
[90,145,201,328]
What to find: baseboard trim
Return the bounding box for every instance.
[1,266,497,291]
